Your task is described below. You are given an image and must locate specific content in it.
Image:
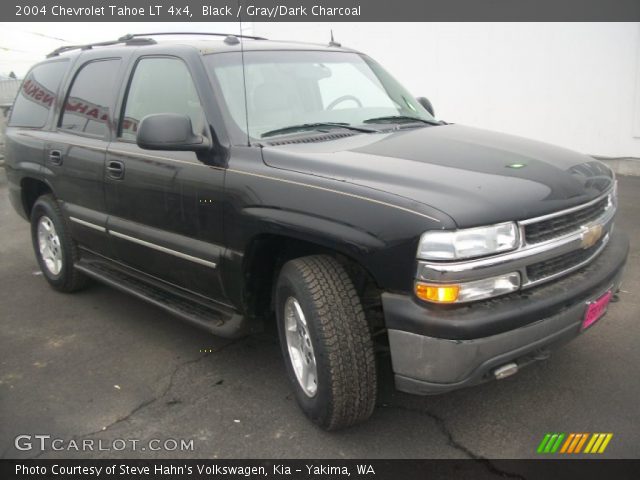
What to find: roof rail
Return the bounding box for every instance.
[119,32,267,41]
[46,31,266,58]
[46,36,156,58]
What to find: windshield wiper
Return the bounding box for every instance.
[261,122,377,138]
[363,115,441,126]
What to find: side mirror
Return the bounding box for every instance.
[136,113,210,152]
[417,97,435,117]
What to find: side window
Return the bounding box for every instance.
[120,57,205,141]
[8,61,68,128]
[59,59,121,136]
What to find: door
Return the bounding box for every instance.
[47,57,123,257]
[105,55,228,302]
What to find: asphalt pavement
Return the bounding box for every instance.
[1,169,639,460]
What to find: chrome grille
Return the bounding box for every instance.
[524,197,609,244]
[526,242,601,282]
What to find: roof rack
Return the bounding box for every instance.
[46,31,266,58]
[46,36,156,58]
[120,32,267,41]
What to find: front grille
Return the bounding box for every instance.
[526,243,600,282]
[524,197,608,244]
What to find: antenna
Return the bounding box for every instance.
[238,3,251,147]
[329,30,341,47]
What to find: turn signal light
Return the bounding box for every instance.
[415,272,521,304]
[415,282,460,303]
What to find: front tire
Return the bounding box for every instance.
[275,255,377,430]
[30,194,89,292]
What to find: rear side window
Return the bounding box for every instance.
[120,57,205,141]
[59,59,121,137]
[8,61,68,128]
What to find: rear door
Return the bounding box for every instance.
[104,54,227,302]
[46,56,125,257]
[5,59,69,217]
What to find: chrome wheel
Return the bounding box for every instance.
[284,297,318,397]
[37,215,63,275]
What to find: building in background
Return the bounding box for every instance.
[0,77,20,157]
[0,76,20,110]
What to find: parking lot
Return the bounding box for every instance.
[0,168,638,460]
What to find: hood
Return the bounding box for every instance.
[261,124,614,228]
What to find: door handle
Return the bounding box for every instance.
[106,160,125,180]
[49,150,63,166]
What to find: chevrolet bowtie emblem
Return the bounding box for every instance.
[580,224,604,249]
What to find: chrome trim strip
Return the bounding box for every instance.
[109,230,217,269]
[519,189,612,226]
[523,233,610,288]
[69,216,106,232]
[518,206,614,251]
[77,246,234,309]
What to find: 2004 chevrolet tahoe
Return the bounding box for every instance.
[4,32,629,430]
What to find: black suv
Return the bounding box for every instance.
[5,33,629,430]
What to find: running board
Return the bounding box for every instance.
[75,260,252,339]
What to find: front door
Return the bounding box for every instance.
[104,55,228,302]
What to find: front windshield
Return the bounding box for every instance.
[205,50,436,140]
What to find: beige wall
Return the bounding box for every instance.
[252,22,640,158]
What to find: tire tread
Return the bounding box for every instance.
[281,255,377,430]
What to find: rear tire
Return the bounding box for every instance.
[30,194,89,292]
[275,255,377,430]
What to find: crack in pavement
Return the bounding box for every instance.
[384,404,527,479]
[28,338,245,459]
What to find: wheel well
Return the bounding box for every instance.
[242,234,385,334]
[21,178,52,218]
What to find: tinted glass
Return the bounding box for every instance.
[206,51,435,139]
[120,57,205,141]
[59,59,121,136]
[8,61,68,128]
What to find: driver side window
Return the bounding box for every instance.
[120,57,205,141]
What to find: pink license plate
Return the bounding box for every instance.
[582,290,613,330]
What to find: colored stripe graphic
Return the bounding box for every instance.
[598,434,613,453]
[560,433,575,453]
[568,433,583,453]
[537,433,565,453]
[538,433,613,454]
[585,433,613,454]
[537,434,552,453]
[550,434,565,453]
[574,433,588,453]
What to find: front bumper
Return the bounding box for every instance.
[384,229,629,395]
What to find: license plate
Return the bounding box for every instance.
[582,290,613,330]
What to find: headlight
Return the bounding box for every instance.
[417,222,519,260]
